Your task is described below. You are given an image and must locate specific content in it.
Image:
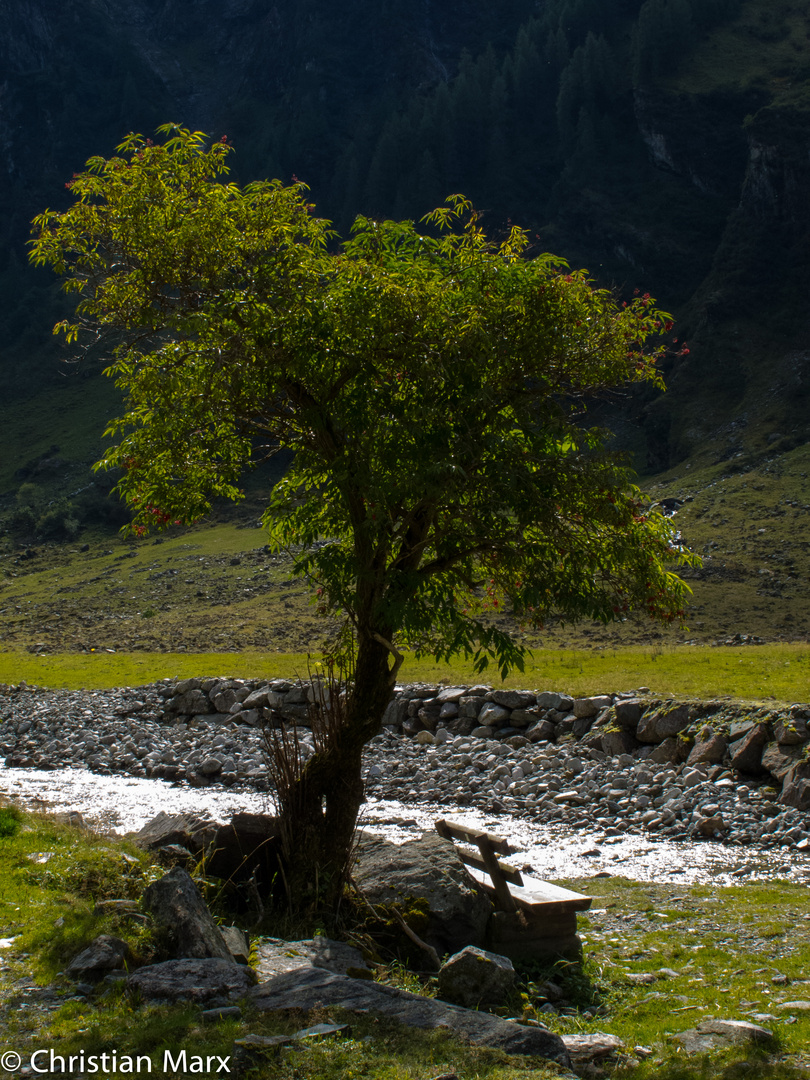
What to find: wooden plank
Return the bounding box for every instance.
[516,874,592,910]
[435,818,511,856]
[510,881,592,914]
[452,846,524,887]
[466,866,592,914]
[475,837,518,912]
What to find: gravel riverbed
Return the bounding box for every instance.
[2,679,810,886]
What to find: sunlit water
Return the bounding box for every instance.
[3,765,808,887]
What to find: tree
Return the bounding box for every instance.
[31,125,696,910]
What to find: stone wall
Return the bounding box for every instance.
[157,677,810,793]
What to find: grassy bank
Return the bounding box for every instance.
[1,809,809,1079]
[2,442,810,663]
[1,643,809,703]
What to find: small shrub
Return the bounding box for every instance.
[36,500,81,540]
[0,804,22,837]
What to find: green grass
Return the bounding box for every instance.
[3,442,810,680]
[1,643,809,702]
[548,875,810,1078]
[2,812,810,1079]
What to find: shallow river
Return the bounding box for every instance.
[3,765,809,887]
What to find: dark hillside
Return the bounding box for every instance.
[1,0,810,507]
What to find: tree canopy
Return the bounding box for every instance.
[30,124,699,905]
[30,125,695,682]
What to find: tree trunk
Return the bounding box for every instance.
[273,631,395,914]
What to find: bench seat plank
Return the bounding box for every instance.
[466,866,592,913]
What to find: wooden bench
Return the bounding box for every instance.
[435,818,592,959]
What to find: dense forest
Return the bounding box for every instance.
[1,0,810,496]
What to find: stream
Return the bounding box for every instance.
[3,764,809,887]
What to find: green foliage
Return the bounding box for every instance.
[0,804,22,837]
[35,499,81,541]
[31,127,696,680]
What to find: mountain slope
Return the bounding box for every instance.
[1,0,810,507]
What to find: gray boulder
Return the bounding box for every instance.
[141,867,234,962]
[490,690,536,710]
[614,699,643,729]
[636,702,690,743]
[526,718,556,742]
[169,689,210,715]
[67,935,132,981]
[730,724,768,774]
[573,695,611,719]
[779,761,810,811]
[647,737,680,764]
[353,834,492,954]
[535,692,573,712]
[437,946,515,1007]
[250,967,569,1065]
[221,926,250,964]
[131,811,217,855]
[562,1033,624,1068]
[762,742,804,782]
[127,958,253,1002]
[687,730,727,766]
[478,704,511,726]
[773,716,809,745]
[255,937,369,981]
[602,729,640,756]
[672,1019,773,1054]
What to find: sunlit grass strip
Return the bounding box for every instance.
[1,644,809,700]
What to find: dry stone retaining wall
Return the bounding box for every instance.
[160,676,810,792]
[2,677,810,840]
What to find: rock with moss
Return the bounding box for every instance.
[779,760,810,811]
[636,702,691,743]
[126,957,253,1002]
[353,833,492,954]
[141,866,234,962]
[437,945,516,1007]
[251,966,570,1065]
[687,728,727,765]
[67,934,132,981]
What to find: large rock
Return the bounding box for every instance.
[490,690,536,709]
[762,742,804,782]
[562,1033,624,1067]
[730,724,769,774]
[353,834,492,954]
[647,737,680,764]
[437,946,515,1007]
[602,729,640,756]
[535,692,573,712]
[525,718,557,742]
[687,730,727,766]
[573,695,611,719]
[773,716,809,745]
[168,689,210,715]
[256,937,369,981]
[613,699,643,729]
[205,813,280,884]
[141,867,234,962]
[131,811,217,855]
[672,1019,773,1054]
[67,935,132,981]
[636,702,690,743]
[127,958,254,1002]
[250,966,569,1065]
[779,760,810,811]
[478,704,511,726]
